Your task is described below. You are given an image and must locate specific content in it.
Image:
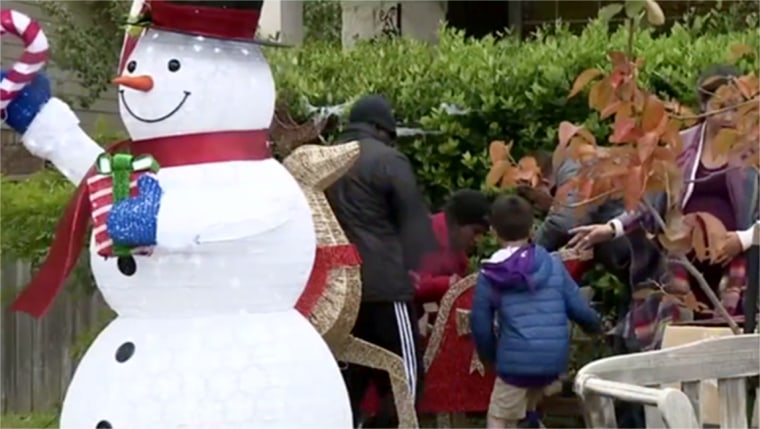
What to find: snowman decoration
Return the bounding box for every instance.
[4,1,352,428]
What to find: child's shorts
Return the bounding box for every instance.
[487,377,560,421]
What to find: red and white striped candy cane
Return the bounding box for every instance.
[0,9,49,117]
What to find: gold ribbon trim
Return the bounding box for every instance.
[455,308,485,376]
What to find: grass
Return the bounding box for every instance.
[0,413,58,429]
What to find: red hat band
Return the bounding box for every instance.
[149,0,263,41]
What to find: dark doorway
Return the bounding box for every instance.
[445,1,511,38]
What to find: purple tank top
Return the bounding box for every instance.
[683,163,736,232]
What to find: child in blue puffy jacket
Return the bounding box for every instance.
[470,195,602,429]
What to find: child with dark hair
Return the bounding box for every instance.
[470,195,601,429]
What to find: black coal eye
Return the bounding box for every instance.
[167,59,181,72]
[126,60,137,73]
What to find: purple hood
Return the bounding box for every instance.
[480,245,540,292]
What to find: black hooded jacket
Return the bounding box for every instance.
[326,123,438,302]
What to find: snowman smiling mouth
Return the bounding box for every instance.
[119,89,191,123]
[113,73,191,123]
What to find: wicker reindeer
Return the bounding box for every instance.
[274,105,419,429]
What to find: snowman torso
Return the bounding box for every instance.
[90,159,316,317]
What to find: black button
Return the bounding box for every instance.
[96,420,112,429]
[117,256,136,276]
[115,342,135,363]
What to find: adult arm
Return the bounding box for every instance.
[607,191,668,239]
[737,224,759,251]
[379,151,438,271]
[470,274,497,365]
[535,159,593,251]
[414,273,452,303]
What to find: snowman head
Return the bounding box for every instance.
[116,29,275,141]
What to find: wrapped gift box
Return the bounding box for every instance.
[86,153,158,257]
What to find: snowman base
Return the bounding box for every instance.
[59,310,352,429]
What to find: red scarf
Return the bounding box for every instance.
[11,130,271,318]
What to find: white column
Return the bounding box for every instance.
[399,1,445,44]
[259,0,304,45]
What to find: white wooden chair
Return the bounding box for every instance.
[574,334,760,428]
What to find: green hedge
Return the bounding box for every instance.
[2,19,758,261]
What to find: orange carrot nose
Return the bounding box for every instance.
[112,75,154,92]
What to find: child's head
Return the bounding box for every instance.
[444,189,491,251]
[490,194,534,243]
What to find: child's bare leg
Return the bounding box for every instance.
[487,378,527,429]
[486,415,517,429]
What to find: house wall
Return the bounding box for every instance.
[1,0,124,178]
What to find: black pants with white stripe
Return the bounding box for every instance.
[343,301,423,428]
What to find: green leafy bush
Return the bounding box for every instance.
[2,20,758,262]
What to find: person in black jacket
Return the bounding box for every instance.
[326,94,438,428]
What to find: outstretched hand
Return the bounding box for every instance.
[713,231,743,266]
[567,223,615,251]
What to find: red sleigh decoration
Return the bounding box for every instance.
[361,247,593,415]
[421,273,494,412]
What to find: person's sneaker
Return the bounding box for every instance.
[517,411,546,428]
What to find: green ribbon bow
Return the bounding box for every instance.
[95,152,160,256]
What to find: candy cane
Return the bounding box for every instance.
[0,9,49,117]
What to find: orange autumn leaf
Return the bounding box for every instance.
[558,121,583,148]
[489,140,511,163]
[610,67,628,89]
[577,175,594,201]
[591,176,614,197]
[500,165,519,188]
[664,101,698,128]
[589,78,614,112]
[641,96,666,133]
[661,119,685,153]
[622,165,644,211]
[576,127,597,146]
[637,132,659,163]
[515,156,542,187]
[568,136,598,162]
[486,160,510,187]
[569,68,603,98]
[734,75,760,100]
[600,100,622,119]
[608,51,628,68]
[610,116,638,143]
[684,212,728,263]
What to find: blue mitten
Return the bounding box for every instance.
[1,70,52,135]
[107,175,163,247]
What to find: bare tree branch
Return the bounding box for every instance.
[671,98,757,121]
